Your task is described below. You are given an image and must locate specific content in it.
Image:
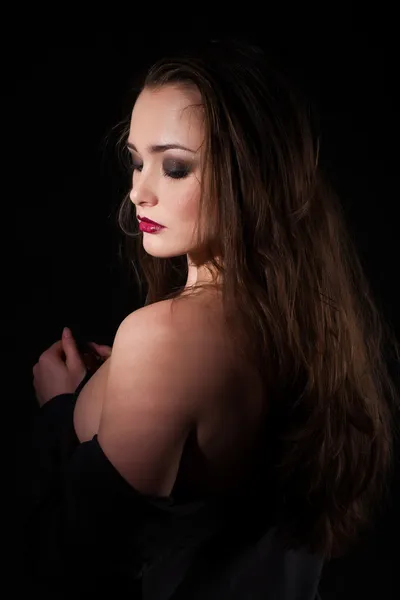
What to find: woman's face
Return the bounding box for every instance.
[128,84,205,259]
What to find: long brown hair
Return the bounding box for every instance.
[114,39,399,560]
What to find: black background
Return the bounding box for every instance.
[5,9,399,599]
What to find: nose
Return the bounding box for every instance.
[129,174,158,207]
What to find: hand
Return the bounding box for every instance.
[33,327,87,407]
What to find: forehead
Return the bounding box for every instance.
[129,85,204,149]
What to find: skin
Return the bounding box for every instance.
[128,84,221,290]
[73,86,265,498]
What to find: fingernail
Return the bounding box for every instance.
[63,327,71,337]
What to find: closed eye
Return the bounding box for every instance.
[163,159,191,180]
[129,158,191,180]
[131,160,143,173]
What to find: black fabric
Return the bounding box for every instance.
[22,373,324,599]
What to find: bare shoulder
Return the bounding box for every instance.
[122,295,230,355]
[96,296,234,495]
[116,295,236,402]
[124,294,220,328]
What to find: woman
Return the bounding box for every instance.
[28,38,399,598]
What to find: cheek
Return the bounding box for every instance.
[165,180,200,223]
[173,181,201,222]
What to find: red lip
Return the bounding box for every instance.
[138,216,165,227]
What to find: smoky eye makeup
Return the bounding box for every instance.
[126,142,198,180]
[130,158,142,171]
[126,149,142,171]
[162,158,192,179]
[129,156,192,179]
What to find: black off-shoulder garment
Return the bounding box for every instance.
[22,372,324,599]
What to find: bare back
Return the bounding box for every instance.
[74,291,267,497]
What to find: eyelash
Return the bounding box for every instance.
[130,161,190,180]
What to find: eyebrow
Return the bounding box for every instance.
[126,141,197,154]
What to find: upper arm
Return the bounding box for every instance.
[97,304,211,497]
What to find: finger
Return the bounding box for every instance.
[52,340,64,356]
[62,327,85,370]
[40,340,63,361]
[88,342,112,357]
